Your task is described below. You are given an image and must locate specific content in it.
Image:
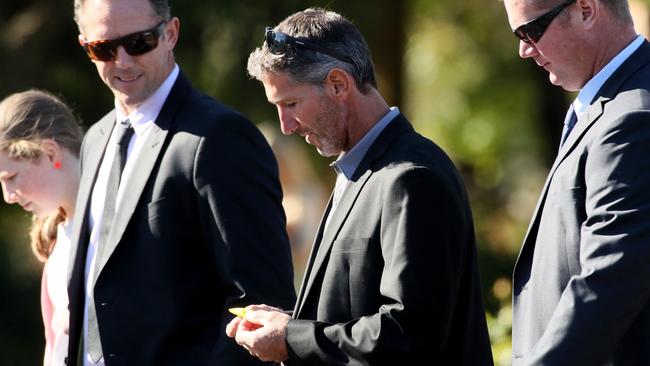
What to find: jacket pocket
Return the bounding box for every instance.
[330,237,371,253]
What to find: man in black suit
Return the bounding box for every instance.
[504,0,650,364]
[67,0,295,365]
[226,8,493,365]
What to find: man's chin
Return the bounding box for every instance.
[315,147,338,158]
[549,75,581,92]
[114,92,146,113]
[315,148,331,157]
[548,72,562,86]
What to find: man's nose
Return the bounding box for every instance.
[278,110,299,135]
[519,40,538,59]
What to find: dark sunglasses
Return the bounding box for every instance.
[513,0,576,44]
[264,27,354,64]
[80,21,168,62]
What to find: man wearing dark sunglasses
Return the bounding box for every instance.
[225,8,493,366]
[66,0,296,365]
[504,0,650,364]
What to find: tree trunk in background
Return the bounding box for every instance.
[336,1,406,107]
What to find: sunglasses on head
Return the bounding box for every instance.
[264,27,354,65]
[513,0,576,44]
[80,21,168,62]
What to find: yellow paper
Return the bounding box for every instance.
[228,307,247,318]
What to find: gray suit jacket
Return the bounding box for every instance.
[285,115,493,365]
[66,72,295,365]
[512,41,650,365]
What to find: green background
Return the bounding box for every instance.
[4,0,643,364]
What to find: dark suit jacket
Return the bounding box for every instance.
[512,41,650,365]
[284,114,493,365]
[66,72,296,365]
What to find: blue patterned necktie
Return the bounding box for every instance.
[560,104,578,148]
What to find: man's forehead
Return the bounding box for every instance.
[504,0,539,28]
[262,73,302,97]
[78,0,158,37]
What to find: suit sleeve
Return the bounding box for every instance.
[193,113,296,365]
[285,166,474,365]
[530,110,650,365]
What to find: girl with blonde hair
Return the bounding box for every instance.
[0,89,82,366]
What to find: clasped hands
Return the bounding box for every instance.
[225,304,291,362]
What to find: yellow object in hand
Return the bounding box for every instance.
[228,307,247,318]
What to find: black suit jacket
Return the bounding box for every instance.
[67,72,296,365]
[285,115,493,365]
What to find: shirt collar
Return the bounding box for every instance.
[331,107,400,180]
[114,64,180,136]
[574,35,644,115]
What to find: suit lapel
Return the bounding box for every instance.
[296,170,373,314]
[294,115,413,316]
[92,72,192,284]
[517,98,607,264]
[515,40,650,277]
[66,111,117,362]
[92,122,168,284]
[68,112,116,283]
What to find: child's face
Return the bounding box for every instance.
[0,151,64,218]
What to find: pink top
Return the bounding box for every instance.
[41,223,71,366]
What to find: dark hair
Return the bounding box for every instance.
[248,8,377,93]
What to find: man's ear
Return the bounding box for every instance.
[577,0,598,29]
[324,68,353,99]
[164,17,181,49]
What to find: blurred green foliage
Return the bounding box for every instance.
[1,0,586,365]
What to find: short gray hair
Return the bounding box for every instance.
[247,8,377,94]
[600,0,633,24]
[73,0,171,32]
[527,0,632,25]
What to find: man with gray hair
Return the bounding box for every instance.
[66,0,295,365]
[503,0,650,364]
[226,8,493,365]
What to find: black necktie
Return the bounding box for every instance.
[87,120,134,363]
[560,105,577,148]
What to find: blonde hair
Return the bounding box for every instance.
[0,90,82,262]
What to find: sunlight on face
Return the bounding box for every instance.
[77,0,177,114]
[262,72,346,157]
[0,152,63,217]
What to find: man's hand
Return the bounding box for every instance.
[225,305,291,362]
